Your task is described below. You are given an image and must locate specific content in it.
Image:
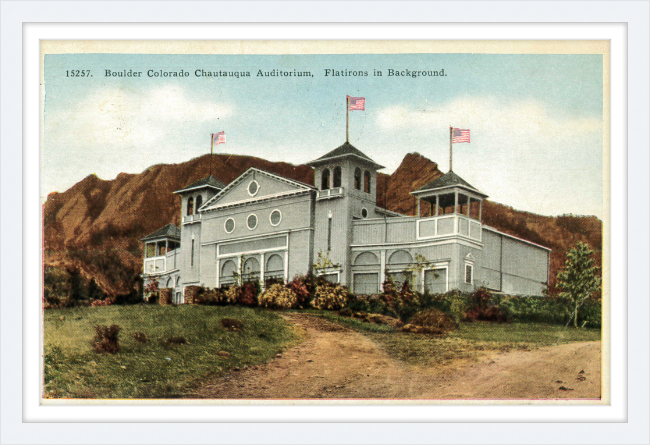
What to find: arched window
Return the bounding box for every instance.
[354,167,361,190]
[364,170,371,193]
[187,197,194,216]
[243,257,260,282]
[354,251,380,266]
[220,260,237,286]
[333,166,342,188]
[321,169,330,190]
[195,195,203,211]
[265,254,284,280]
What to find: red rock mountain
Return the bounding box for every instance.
[43,153,602,296]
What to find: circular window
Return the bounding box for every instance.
[270,209,282,226]
[247,180,259,197]
[224,218,235,233]
[247,214,258,230]
[361,208,368,218]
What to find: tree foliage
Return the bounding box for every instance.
[556,242,601,327]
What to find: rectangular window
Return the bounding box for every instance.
[424,268,447,294]
[353,273,379,295]
[327,216,332,252]
[321,273,339,284]
[191,239,195,267]
[386,271,414,290]
[465,264,473,284]
[145,243,156,258]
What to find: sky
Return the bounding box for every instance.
[43,53,604,218]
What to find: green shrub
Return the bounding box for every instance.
[311,283,350,310]
[194,288,227,306]
[496,295,571,325]
[259,284,299,309]
[379,277,420,322]
[577,298,602,328]
[448,292,468,328]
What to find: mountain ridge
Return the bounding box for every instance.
[43,152,602,296]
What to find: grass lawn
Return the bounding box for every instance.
[44,305,299,399]
[306,310,601,367]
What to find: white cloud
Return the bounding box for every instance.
[376,97,601,141]
[43,86,232,195]
[48,85,232,150]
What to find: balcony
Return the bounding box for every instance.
[182,213,202,224]
[316,187,344,201]
[352,214,482,245]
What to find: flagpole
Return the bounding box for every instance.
[346,96,350,143]
[449,126,453,172]
[209,133,214,176]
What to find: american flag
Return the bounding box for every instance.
[212,131,226,145]
[452,128,470,143]
[348,96,365,111]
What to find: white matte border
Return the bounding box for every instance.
[0,5,646,445]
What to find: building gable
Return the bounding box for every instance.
[201,168,314,211]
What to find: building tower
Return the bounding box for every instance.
[173,175,225,287]
[308,142,385,285]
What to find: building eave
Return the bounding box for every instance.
[483,225,551,251]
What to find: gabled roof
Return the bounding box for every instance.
[201,167,315,211]
[141,224,181,241]
[174,175,226,194]
[308,142,385,169]
[411,171,488,198]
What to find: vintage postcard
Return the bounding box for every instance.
[41,40,608,404]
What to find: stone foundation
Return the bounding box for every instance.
[159,288,172,306]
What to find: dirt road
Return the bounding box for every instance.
[192,314,601,400]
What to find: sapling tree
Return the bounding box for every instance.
[556,242,601,328]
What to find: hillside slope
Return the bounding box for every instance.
[43,152,602,296]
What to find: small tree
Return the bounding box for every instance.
[556,242,601,328]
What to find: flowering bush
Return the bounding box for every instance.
[287,275,313,308]
[311,283,350,310]
[225,282,259,307]
[463,287,508,323]
[259,284,299,309]
[91,297,116,307]
[194,288,227,305]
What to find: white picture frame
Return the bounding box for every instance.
[2,2,648,444]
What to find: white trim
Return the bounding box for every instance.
[173,184,223,195]
[316,268,341,284]
[410,184,487,199]
[246,213,258,230]
[483,225,552,251]
[206,230,302,247]
[204,188,311,212]
[464,262,474,285]
[308,152,384,169]
[224,217,236,233]
[201,167,314,209]
[247,179,260,197]
[379,250,386,286]
[350,237,483,251]
[219,247,288,261]
[269,208,282,226]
